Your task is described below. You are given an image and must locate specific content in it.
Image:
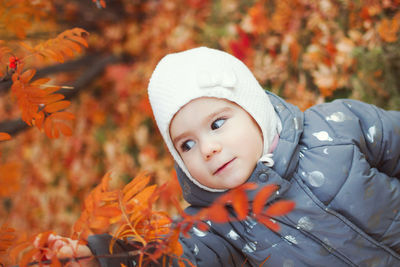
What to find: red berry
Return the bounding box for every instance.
[9,56,19,69]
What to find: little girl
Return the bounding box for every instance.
[72,47,400,266]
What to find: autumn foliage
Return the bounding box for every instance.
[1,0,400,266]
[4,172,293,266]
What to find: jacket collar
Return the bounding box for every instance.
[175,91,304,207]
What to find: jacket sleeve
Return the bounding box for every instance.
[338,99,400,178]
[87,227,249,267]
[307,99,400,178]
[302,99,400,252]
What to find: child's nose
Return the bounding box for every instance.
[201,141,222,160]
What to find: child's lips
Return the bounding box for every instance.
[213,158,236,175]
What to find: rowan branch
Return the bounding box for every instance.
[0,53,125,135]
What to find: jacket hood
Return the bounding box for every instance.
[175,91,304,207]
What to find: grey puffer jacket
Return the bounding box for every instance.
[88,92,400,266]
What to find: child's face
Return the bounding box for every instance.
[170,97,263,190]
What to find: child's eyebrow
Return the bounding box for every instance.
[172,106,232,145]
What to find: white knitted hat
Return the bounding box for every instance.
[148,47,281,192]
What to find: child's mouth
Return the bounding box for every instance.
[214,158,236,175]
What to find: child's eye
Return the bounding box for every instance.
[181,140,195,152]
[211,118,226,130]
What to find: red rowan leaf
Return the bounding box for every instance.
[378,18,399,43]
[64,39,82,53]
[50,111,75,121]
[44,117,53,138]
[196,221,209,232]
[206,203,229,223]
[19,41,35,53]
[248,1,269,35]
[33,111,45,129]
[231,188,248,220]
[114,224,131,239]
[43,49,63,62]
[94,204,122,218]
[59,43,75,57]
[290,40,300,63]
[9,241,31,262]
[42,94,65,105]
[20,248,39,267]
[66,35,88,48]
[0,132,11,141]
[257,216,280,232]
[99,190,119,202]
[122,174,151,201]
[19,69,36,83]
[264,200,295,217]
[43,86,61,95]
[44,100,70,113]
[169,229,183,256]
[89,216,110,230]
[54,122,72,137]
[240,183,258,191]
[177,260,185,267]
[125,185,157,211]
[30,78,51,86]
[100,172,113,191]
[252,184,279,215]
[181,222,194,238]
[0,224,16,254]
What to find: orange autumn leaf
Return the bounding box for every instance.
[54,122,73,137]
[257,216,280,232]
[50,111,75,121]
[18,68,36,83]
[252,184,279,215]
[44,100,71,113]
[20,28,89,63]
[44,117,56,138]
[30,77,51,86]
[42,94,65,105]
[248,0,269,35]
[0,225,16,255]
[125,185,157,211]
[94,204,122,218]
[378,18,399,42]
[0,132,11,141]
[290,40,301,63]
[19,248,40,267]
[10,67,74,138]
[195,221,209,232]
[206,203,229,223]
[89,216,110,230]
[264,200,295,217]
[122,174,151,202]
[9,241,31,263]
[231,187,249,220]
[168,228,183,256]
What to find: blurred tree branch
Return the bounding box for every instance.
[0,53,126,135]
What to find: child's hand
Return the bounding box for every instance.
[33,233,98,266]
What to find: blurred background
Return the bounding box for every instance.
[0,0,399,238]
